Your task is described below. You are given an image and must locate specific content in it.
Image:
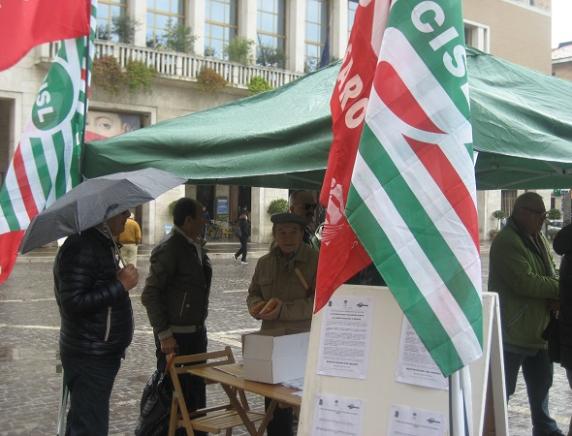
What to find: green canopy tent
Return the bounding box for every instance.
[84,48,572,190]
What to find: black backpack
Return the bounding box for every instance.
[135,369,172,436]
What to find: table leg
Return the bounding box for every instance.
[256,399,277,436]
[221,384,259,436]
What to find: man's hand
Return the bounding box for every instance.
[117,264,139,291]
[249,301,266,318]
[547,299,560,312]
[257,298,283,320]
[160,336,178,354]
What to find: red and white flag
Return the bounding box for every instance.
[0,2,96,284]
[315,0,391,311]
[0,0,90,71]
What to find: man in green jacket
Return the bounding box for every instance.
[489,192,563,436]
[141,198,210,436]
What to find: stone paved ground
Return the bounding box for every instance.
[0,241,570,435]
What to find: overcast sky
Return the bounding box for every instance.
[552,0,572,48]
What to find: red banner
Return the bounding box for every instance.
[0,231,24,284]
[0,0,90,71]
[315,0,391,312]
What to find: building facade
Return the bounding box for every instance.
[0,0,554,244]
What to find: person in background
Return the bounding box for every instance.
[552,224,572,436]
[247,212,319,436]
[118,213,142,267]
[54,209,139,436]
[489,192,563,436]
[141,198,210,436]
[201,206,211,242]
[234,207,250,264]
[288,190,319,249]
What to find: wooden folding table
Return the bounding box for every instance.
[188,363,302,436]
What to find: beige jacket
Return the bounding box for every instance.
[247,244,318,331]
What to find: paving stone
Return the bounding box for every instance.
[0,242,570,435]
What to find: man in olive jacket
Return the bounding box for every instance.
[489,192,563,436]
[141,198,210,435]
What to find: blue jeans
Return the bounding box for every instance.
[61,353,122,436]
[504,349,560,436]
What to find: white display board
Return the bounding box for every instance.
[298,285,507,436]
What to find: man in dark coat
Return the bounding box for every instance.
[141,198,210,435]
[234,207,251,264]
[54,209,139,436]
[553,224,572,436]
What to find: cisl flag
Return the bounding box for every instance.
[319,0,482,377]
[0,0,90,71]
[0,3,96,284]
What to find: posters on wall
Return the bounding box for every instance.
[312,394,364,436]
[395,317,448,391]
[316,296,373,379]
[85,110,142,141]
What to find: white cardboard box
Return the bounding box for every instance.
[242,329,310,384]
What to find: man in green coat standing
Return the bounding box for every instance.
[489,192,563,436]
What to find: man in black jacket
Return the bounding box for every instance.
[553,225,572,436]
[142,198,210,435]
[54,209,139,436]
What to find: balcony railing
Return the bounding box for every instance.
[42,41,304,90]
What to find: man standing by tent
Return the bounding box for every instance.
[289,191,319,249]
[141,198,210,435]
[489,192,563,436]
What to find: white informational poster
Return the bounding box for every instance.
[395,318,448,391]
[312,394,364,436]
[316,296,373,379]
[387,404,445,436]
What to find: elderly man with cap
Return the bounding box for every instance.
[246,212,319,436]
[489,192,563,436]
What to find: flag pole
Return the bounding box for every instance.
[80,0,95,180]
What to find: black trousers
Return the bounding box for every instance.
[265,397,293,436]
[61,352,122,436]
[235,237,248,261]
[155,330,208,436]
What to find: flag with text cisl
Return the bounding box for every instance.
[346,0,482,376]
[0,0,90,71]
[0,6,96,285]
[315,0,392,312]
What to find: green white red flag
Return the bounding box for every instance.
[317,0,482,376]
[0,0,90,71]
[0,3,96,284]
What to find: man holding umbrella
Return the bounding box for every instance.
[54,209,139,436]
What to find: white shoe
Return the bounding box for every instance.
[241,261,248,265]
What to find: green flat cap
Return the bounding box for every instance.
[271,213,306,226]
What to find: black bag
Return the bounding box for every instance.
[135,369,172,436]
[542,312,561,363]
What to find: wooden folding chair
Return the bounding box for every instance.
[167,346,264,435]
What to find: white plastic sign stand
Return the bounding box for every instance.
[298,285,508,436]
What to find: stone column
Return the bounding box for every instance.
[330,0,349,60]
[287,0,306,72]
[128,0,147,47]
[188,0,205,55]
[238,0,258,41]
[251,187,289,243]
